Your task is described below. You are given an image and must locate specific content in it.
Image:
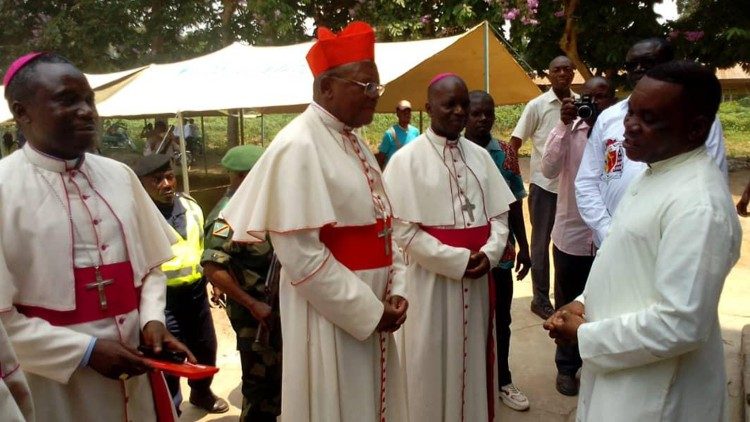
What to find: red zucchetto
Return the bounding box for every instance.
[306,21,375,77]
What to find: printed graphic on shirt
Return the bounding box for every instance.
[603,138,624,181]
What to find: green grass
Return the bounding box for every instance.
[720,98,750,158]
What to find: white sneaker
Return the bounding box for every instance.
[500,383,530,411]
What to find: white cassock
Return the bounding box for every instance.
[383,128,515,422]
[575,147,742,422]
[0,145,177,421]
[0,319,34,422]
[222,103,407,422]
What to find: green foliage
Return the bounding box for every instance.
[1,1,747,79]
[507,1,664,78]
[669,0,750,71]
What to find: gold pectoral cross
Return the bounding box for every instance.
[462,197,476,223]
[86,267,114,311]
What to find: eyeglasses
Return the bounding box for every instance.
[330,76,385,98]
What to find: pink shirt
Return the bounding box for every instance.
[541,119,595,256]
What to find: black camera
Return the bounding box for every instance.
[574,95,596,119]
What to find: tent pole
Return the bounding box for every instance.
[200,115,208,174]
[177,112,190,194]
[261,114,265,146]
[239,109,245,145]
[484,21,490,92]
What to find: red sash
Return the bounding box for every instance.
[17,260,176,420]
[17,261,138,326]
[319,218,393,271]
[421,225,496,422]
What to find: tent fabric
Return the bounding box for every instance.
[94,22,541,118]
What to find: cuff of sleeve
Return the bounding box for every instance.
[577,321,605,373]
[352,300,385,342]
[80,337,97,367]
[389,275,407,299]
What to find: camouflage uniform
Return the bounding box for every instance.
[201,193,282,422]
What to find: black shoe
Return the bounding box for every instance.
[189,390,230,414]
[556,372,579,396]
[530,301,554,320]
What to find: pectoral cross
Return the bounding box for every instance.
[461,197,476,223]
[86,267,114,311]
[378,219,393,256]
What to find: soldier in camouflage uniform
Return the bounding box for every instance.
[201,145,281,422]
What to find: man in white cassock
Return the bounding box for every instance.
[221,21,408,422]
[0,53,193,421]
[384,74,516,422]
[0,320,34,422]
[545,61,742,422]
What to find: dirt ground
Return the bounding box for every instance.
[172,157,750,422]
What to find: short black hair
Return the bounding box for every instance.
[548,55,572,69]
[633,37,675,63]
[468,90,494,105]
[4,53,74,102]
[645,60,721,120]
[584,76,615,98]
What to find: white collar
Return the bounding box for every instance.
[310,102,349,133]
[23,143,83,173]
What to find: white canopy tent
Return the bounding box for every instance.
[95,21,539,118]
[2,22,540,192]
[94,21,539,191]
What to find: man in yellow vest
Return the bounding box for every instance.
[134,154,229,415]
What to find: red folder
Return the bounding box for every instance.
[144,359,219,380]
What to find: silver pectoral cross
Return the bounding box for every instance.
[462,197,476,223]
[378,224,393,256]
[86,267,114,311]
[377,213,393,256]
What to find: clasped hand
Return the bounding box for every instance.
[543,300,586,345]
[377,295,408,332]
[464,251,490,279]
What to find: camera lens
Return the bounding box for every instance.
[577,105,593,119]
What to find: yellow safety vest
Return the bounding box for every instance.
[162,195,204,287]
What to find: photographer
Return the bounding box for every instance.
[540,77,616,396]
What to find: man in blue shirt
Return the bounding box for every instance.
[375,99,420,168]
[465,90,532,411]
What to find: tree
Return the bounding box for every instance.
[670,0,750,71]
[504,0,663,83]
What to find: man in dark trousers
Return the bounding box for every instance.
[202,145,282,421]
[134,154,229,414]
[465,90,531,412]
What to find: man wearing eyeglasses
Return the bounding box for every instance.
[221,21,407,422]
[575,38,728,248]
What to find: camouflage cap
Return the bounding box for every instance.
[221,145,264,172]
